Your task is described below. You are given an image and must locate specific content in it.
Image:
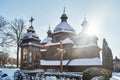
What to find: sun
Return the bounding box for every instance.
[86,19,99,35]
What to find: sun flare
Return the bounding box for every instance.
[86,19,99,35]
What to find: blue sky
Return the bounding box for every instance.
[0,0,120,58]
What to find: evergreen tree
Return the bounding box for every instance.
[102,38,113,71]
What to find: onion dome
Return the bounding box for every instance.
[60,13,68,22]
[81,17,88,32]
[27,25,35,33]
[47,26,52,37]
[23,30,40,41]
[53,8,75,34]
[81,17,88,27]
[76,17,98,46]
[41,26,52,44]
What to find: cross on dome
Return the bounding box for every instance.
[27,17,35,32]
[81,16,88,27]
[49,24,51,30]
[29,17,35,26]
[83,14,87,22]
[84,14,86,20]
[63,7,65,13]
[61,7,68,22]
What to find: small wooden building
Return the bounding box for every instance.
[20,17,41,70]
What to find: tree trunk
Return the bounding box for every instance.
[17,44,19,68]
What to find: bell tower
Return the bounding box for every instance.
[20,17,41,70]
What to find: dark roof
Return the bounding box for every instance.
[113,57,120,62]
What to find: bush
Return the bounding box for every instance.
[82,67,112,80]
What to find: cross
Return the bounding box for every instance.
[49,24,51,30]
[84,14,86,21]
[63,6,65,13]
[57,40,65,73]
[29,17,35,26]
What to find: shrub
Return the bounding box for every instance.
[82,67,112,80]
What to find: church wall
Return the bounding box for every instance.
[21,45,40,70]
[42,43,73,60]
[71,46,101,59]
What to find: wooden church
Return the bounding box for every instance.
[20,10,113,72]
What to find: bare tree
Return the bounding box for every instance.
[0,16,7,28]
[0,16,12,59]
[7,57,17,65]
[0,51,9,67]
[0,16,17,58]
[0,16,8,46]
[9,18,26,68]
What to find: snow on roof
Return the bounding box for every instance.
[25,32,33,38]
[41,58,102,66]
[53,22,75,34]
[53,29,76,34]
[5,64,17,67]
[68,57,102,66]
[73,44,97,48]
[41,60,69,66]
[23,32,40,40]
[21,69,44,73]
[45,38,73,46]
[41,37,52,43]
[21,42,41,47]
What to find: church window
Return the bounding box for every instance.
[29,52,32,63]
[23,48,27,60]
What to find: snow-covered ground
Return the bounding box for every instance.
[110,72,120,80]
[0,68,19,80]
[0,68,120,80]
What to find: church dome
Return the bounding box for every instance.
[81,17,88,27]
[61,13,67,18]
[76,17,98,46]
[23,26,40,41]
[53,22,75,33]
[53,12,75,34]
[22,17,40,41]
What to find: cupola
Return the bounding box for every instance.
[53,7,75,34]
